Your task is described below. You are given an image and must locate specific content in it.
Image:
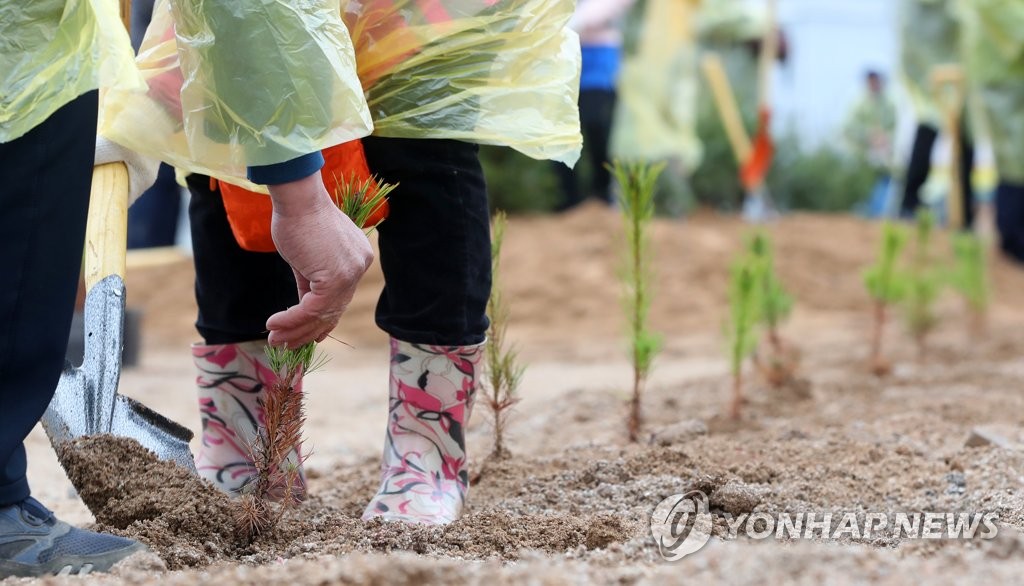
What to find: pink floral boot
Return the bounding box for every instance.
[193,341,306,500]
[362,338,484,524]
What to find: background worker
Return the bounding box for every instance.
[898,0,976,228]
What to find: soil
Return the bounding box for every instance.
[7,207,1024,585]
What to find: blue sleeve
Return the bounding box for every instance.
[247,151,325,185]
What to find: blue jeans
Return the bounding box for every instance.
[0,91,97,506]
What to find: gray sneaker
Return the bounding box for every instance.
[0,497,144,577]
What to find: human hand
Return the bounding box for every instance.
[265,171,374,348]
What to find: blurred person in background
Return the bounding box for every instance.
[898,0,976,228]
[961,0,1024,263]
[555,0,634,212]
[844,70,897,218]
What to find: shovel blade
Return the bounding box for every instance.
[112,395,196,473]
[42,275,196,474]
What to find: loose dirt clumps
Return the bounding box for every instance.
[59,435,243,568]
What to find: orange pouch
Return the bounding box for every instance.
[218,139,385,252]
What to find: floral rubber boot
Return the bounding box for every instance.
[193,341,306,500]
[362,338,484,524]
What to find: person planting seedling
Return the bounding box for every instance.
[479,212,524,461]
[726,255,761,420]
[950,232,990,336]
[902,209,943,361]
[864,222,909,376]
[610,161,663,442]
[233,179,391,539]
[746,232,797,386]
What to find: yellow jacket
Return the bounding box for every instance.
[0,0,141,142]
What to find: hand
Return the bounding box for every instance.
[94,137,161,205]
[265,171,374,348]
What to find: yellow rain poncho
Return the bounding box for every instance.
[0,0,142,142]
[610,0,762,171]
[102,0,582,188]
[960,0,1024,184]
[611,0,702,168]
[102,0,373,181]
[899,0,962,126]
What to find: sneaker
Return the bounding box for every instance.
[0,497,144,577]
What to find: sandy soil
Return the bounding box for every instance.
[6,206,1024,585]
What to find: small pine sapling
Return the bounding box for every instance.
[481,212,524,460]
[950,232,989,336]
[610,161,664,442]
[726,257,761,420]
[236,175,393,539]
[235,343,325,539]
[746,231,797,386]
[863,222,908,376]
[902,209,943,360]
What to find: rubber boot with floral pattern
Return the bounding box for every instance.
[193,341,306,500]
[362,338,483,524]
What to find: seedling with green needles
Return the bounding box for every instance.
[610,161,664,442]
[235,174,393,539]
[902,209,942,360]
[235,343,325,540]
[950,232,989,336]
[863,222,908,376]
[746,231,797,386]
[726,257,761,419]
[481,212,524,460]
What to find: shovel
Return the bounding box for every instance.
[41,162,196,473]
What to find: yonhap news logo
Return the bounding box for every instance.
[650,491,714,561]
[651,490,999,561]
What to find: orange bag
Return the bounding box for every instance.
[218,139,387,252]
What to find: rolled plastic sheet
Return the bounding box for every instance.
[1,0,143,142]
[100,0,581,188]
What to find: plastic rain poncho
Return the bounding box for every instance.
[611,0,761,170]
[611,0,702,168]
[101,0,372,182]
[101,0,582,188]
[0,0,143,143]
[899,0,962,126]
[960,0,1024,183]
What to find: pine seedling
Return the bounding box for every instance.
[746,231,796,385]
[331,174,396,234]
[235,343,325,540]
[950,232,989,336]
[863,222,908,376]
[726,257,762,420]
[236,175,393,539]
[482,212,524,460]
[902,209,942,360]
[610,161,664,442]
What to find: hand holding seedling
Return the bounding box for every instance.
[265,171,375,349]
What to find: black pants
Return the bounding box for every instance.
[188,137,491,347]
[996,182,1024,264]
[554,89,617,211]
[901,122,975,228]
[0,92,97,506]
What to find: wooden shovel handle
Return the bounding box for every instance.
[931,64,966,230]
[120,0,132,31]
[84,163,129,290]
[701,53,753,164]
